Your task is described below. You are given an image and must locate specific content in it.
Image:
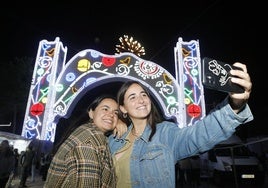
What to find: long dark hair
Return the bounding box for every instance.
[117,81,163,141]
[52,94,117,155]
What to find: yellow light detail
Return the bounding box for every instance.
[184,98,190,105]
[77,59,90,72]
[46,48,55,57]
[120,57,131,65]
[163,73,172,84]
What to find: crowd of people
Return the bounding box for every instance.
[0,140,52,188]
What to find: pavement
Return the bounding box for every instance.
[9,175,45,188]
[8,172,268,188]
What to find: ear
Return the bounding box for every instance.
[119,105,127,114]
[88,109,94,119]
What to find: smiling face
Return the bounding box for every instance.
[89,98,119,133]
[120,83,151,121]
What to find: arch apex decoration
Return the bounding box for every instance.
[21,37,206,142]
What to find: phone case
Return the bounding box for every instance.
[202,57,244,93]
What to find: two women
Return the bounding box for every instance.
[45,61,253,188]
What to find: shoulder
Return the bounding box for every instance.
[72,123,100,135]
[153,120,182,137]
[66,126,106,148]
[157,120,178,128]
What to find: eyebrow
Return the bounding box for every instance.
[127,90,147,99]
[101,104,119,111]
[127,93,135,99]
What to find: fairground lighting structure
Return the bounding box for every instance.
[21,36,206,143]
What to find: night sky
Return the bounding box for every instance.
[1,1,267,138]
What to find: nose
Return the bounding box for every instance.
[107,111,114,117]
[137,96,144,103]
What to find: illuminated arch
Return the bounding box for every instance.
[21,37,206,142]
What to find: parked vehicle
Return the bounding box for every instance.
[200,135,266,186]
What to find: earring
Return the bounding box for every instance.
[123,113,127,118]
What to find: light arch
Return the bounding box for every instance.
[21,37,205,142]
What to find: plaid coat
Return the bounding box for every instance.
[44,123,116,188]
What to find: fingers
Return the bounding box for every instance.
[113,119,128,138]
[228,62,252,112]
[232,62,247,73]
[231,75,251,93]
[112,128,118,137]
[230,63,252,95]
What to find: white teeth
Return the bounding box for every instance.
[137,106,146,110]
[103,120,112,124]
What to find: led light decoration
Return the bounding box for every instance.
[21,37,205,142]
[21,37,67,141]
[174,37,206,126]
[116,35,145,57]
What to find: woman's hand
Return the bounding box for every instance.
[112,119,128,138]
[228,62,252,113]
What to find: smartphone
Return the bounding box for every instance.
[202,57,244,93]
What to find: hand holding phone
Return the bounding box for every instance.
[202,57,245,93]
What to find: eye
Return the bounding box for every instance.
[129,96,136,101]
[102,107,109,111]
[142,93,148,97]
[114,111,119,116]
